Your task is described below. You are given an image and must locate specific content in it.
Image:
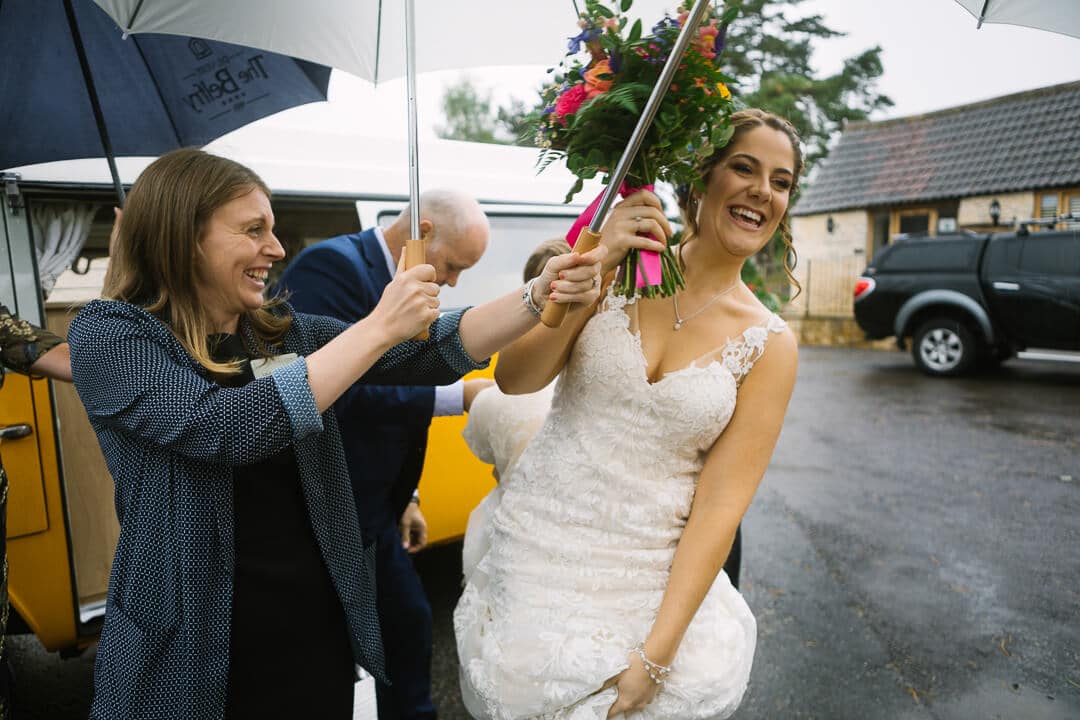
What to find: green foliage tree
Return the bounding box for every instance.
[719,0,893,167]
[435,77,499,144]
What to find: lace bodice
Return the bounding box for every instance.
[455,295,786,720]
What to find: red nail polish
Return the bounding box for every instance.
[550,282,557,290]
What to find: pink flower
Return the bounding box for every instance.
[553,84,588,125]
[584,60,614,98]
[696,24,719,59]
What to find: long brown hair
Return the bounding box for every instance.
[103,148,290,375]
[678,108,804,294]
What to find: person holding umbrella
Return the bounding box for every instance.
[67,147,605,720]
[454,109,803,719]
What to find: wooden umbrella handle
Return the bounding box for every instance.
[404,237,430,341]
[540,227,602,328]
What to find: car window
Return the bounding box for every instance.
[1019,233,1080,275]
[878,240,978,272]
[378,211,579,309]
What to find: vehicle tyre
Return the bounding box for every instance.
[912,317,978,377]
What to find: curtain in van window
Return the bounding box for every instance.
[30,203,97,297]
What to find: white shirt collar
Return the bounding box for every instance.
[373,225,397,278]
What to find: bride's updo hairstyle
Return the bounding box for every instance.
[677,108,803,293]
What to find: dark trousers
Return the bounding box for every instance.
[372,523,436,720]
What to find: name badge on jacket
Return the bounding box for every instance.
[250,353,300,379]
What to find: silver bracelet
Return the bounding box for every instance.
[631,643,672,685]
[521,277,544,319]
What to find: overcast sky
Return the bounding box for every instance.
[212,0,1080,152]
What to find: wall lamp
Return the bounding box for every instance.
[826,215,835,233]
[989,199,1001,226]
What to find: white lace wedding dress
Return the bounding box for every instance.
[454,291,787,720]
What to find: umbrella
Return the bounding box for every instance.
[952,0,1080,40]
[0,0,331,204]
[92,0,704,328]
[90,0,675,223]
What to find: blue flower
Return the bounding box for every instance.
[714,24,728,56]
[567,27,600,54]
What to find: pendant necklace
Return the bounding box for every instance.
[672,281,740,330]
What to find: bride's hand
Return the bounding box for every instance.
[604,653,661,718]
[599,191,672,275]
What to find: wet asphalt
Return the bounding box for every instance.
[9,346,1080,720]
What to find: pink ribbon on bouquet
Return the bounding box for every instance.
[566,182,660,289]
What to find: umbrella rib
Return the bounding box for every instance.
[126,0,147,29]
[63,0,126,205]
[374,0,383,86]
[129,37,185,147]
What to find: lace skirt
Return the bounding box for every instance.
[454,488,756,720]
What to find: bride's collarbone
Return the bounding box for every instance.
[632,296,761,382]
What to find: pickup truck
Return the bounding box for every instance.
[852,226,1080,376]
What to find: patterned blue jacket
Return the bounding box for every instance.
[68,300,486,720]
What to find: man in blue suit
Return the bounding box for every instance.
[277,189,492,719]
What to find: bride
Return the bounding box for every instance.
[454,109,803,719]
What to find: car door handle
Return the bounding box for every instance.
[0,424,33,440]
[992,281,1021,291]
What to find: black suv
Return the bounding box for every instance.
[853,228,1080,376]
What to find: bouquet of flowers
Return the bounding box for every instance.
[532,0,738,299]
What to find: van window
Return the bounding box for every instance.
[377,211,578,309]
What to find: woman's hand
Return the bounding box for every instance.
[369,261,441,345]
[599,191,672,275]
[605,652,662,718]
[531,245,607,310]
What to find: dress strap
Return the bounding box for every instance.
[687,314,787,386]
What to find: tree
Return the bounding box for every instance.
[435,77,499,144]
[436,77,534,146]
[718,0,893,167]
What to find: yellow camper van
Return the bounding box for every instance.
[0,131,596,655]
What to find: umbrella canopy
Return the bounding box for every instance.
[91,0,675,84]
[0,0,331,200]
[952,0,1080,39]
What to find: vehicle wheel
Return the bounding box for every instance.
[912,317,978,376]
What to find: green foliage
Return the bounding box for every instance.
[435,78,499,144]
[531,2,736,199]
[718,0,892,168]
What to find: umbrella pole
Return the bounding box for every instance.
[541,0,713,328]
[63,0,125,207]
[403,0,429,340]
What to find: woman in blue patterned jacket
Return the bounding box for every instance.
[68,148,605,720]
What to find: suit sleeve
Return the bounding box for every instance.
[280,243,436,426]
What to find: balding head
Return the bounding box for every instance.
[386,189,489,287]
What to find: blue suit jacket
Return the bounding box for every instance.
[276,229,434,529]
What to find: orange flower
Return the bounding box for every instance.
[584,59,614,98]
[717,82,731,99]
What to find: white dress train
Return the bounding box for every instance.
[455,290,787,720]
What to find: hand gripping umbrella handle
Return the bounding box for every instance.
[540,227,602,328]
[404,237,430,341]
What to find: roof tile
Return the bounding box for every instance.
[793,81,1080,215]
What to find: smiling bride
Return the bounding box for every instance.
[454,109,803,720]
